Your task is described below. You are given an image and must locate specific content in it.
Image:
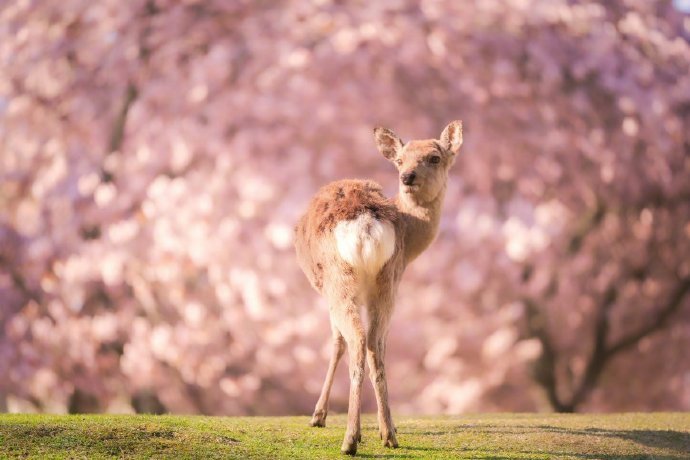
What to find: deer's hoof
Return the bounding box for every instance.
[341,434,359,455]
[309,410,328,427]
[382,431,398,448]
[309,410,327,427]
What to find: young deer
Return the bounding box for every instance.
[294,121,463,455]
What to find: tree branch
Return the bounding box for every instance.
[526,276,690,413]
[523,298,569,412]
[567,285,617,411]
[0,254,40,304]
[106,83,138,157]
[607,277,690,358]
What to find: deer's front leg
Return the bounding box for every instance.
[366,304,398,448]
[330,299,366,456]
[310,327,345,427]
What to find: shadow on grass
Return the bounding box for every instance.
[536,426,690,457]
[484,456,681,460]
[402,424,690,459]
[358,454,414,459]
[357,444,447,458]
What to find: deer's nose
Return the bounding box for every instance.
[401,172,416,186]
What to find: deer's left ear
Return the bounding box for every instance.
[439,120,463,155]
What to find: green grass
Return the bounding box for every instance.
[0,413,688,459]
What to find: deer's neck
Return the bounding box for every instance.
[395,186,446,265]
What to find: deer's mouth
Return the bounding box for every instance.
[403,184,420,193]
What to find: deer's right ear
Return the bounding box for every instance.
[374,127,403,161]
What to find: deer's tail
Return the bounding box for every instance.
[333,212,395,276]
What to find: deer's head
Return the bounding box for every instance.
[374,121,463,204]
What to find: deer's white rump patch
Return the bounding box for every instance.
[334,213,395,275]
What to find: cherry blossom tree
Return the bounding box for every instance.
[1,0,689,414]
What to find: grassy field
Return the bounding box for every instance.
[0,413,688,459]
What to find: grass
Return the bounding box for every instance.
[0,413,689,459]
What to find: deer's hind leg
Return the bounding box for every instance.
[310,325,345,427]
[366,288,398,448]
[329,294,366,456]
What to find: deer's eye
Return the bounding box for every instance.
[395,159,403,166]
[429,155,441,164]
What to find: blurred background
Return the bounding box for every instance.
[1,0,690,416]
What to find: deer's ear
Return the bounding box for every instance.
[374,127,403,161]
[439,120,463,155]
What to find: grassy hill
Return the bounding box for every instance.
[1,413,688,459]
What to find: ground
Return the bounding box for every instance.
[0,413,688,459]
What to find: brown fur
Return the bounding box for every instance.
[294,121,463,455]
[305,180,398,236]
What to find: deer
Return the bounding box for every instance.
[294,121,463,455]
